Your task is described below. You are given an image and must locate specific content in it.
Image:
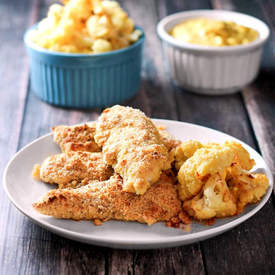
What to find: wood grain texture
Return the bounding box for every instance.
[198,1,275,274]
[2,1,107,275]
[164,1,275,274]
[110,1,206,274]
[133,246,205,275]
[0,0,37,173]
[164,0,256,148]
[1,0,274,274]
[108,250,133,275]
[3,0,202,274]
[120,0,178,119]
[243,76,275,184]
[0,0,37,187]
[201,199,275,275]
[0,1,39,274]
[213,0,275,191]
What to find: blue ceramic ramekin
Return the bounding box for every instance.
[24,25,145,108]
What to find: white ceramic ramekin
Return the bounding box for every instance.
[157,10,270,95]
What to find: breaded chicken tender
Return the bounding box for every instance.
[156,125,181,152]
[94,105,171,195]
[177,146,234,200]
[52,122,101,153]
[183,172,237,220]
[33,173,181,225]
[227,163,269,213]
[156,125,181,168]
[38,151,113,188]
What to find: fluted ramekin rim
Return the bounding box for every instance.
[157,9,270,53]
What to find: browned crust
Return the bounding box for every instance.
[39,151,113,188]
[94,105,172,195]
[52,122,101,153]
[33,173,181,225]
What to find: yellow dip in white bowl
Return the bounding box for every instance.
[169,18,258,47]
[157,10,270,95]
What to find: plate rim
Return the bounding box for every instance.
[3,119,273,248]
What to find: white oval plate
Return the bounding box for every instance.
[3,120,273,249]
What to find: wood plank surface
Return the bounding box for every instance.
[122,0,178,119]
[133,246,205,275]
[229,0,275,190]
[163,1,275,274]
[11,0,205,274]
[164,0,256,148]
[0,0,274,274]
[108,0,205,274]
[3,1,106,274]
[0,1,40,274]
[205,1,275,274]
[213,0,275,188]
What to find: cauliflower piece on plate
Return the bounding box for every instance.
[180,141,269,221]
[175,140,203,170]
[177,146,234,200]
[224,141,255,170]
[183,172,237,220]
[227,163,269,213]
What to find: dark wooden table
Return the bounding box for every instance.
[1,0,274,274]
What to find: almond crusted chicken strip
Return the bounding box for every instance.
[94,105,172,195]
[33,173,181,225]
[156,125,181,168]
[156,125,181,152]
[52,122,100,153]
[37,151,113,188]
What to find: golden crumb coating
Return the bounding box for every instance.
[177,146,234,200]
[156,125,181,169]
[183,172,237,220]
[156,125,181,152]
[94,105,171,195]
[52,122,101,153]
[39,151,113,188]
[33,173,181,225]
[227,163,269,213]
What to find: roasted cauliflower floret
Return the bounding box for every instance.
[175,140,253,171]
[181,141,269,220]
[177,146,234,200]
[227,163,269,213]
[183,172,237,220]
[175,140,203,170]
[224,141,255,170]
